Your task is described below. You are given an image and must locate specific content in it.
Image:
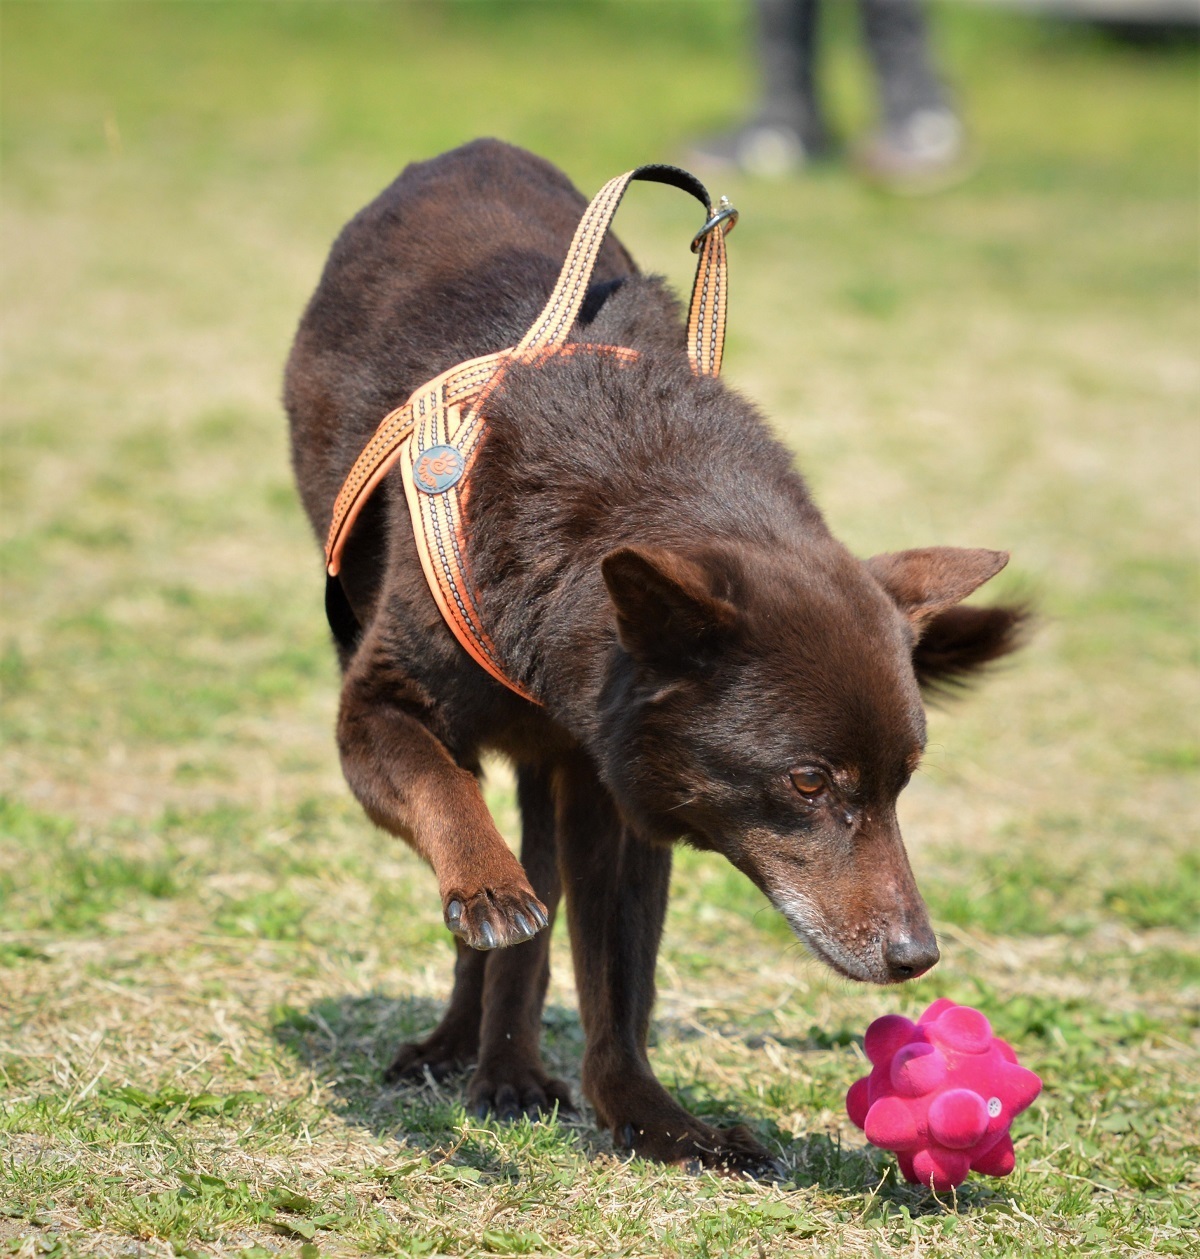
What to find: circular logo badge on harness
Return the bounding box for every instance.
[413,444,466,494]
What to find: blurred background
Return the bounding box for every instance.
[1,1,1197,1251]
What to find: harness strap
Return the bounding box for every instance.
[323,164,736,701]
[515,164,732,376]
[325,348,509,579]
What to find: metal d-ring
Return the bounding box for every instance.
[691,196,739,254]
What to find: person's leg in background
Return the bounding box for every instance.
[689,0,967,190]
[690,0,830,176]
[856,0,968,189]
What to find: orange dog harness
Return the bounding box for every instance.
[325,164,737,701]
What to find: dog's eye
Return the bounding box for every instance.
[790,768,828,799]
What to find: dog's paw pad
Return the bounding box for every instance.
[442,887,548,950]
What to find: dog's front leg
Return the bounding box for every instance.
[337,639,547,951]
[556,757,775,1175]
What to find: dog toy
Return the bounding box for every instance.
[846,997,1042,1192]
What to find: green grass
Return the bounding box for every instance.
[2,2,1198,1256]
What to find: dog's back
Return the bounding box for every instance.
[285,139,637,550]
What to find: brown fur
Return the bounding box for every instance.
[284,139,1027,1172]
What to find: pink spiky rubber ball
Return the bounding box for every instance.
[846,998,1042,1192]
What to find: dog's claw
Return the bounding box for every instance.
[469,1067,576,1124]
[443,887,550,951]
[494,1085,523,1122]
[384,1035,474,1086]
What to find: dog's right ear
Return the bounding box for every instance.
[864,547,1009,634]
[601,546,738,668]
[865,547,1030,694]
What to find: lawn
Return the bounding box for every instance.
[1,2,1197,1256]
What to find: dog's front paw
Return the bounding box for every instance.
[615,1119,780,1180]
[468,1060,576,1122]
[443,886,548,950]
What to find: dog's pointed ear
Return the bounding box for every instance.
[864,547,1009,634]
[602,545,737,668]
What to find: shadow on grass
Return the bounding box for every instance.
[661,1081,995,1209]
[270,991,997,1210]
[271,990,601,1166]
[783,1132,1011,1215]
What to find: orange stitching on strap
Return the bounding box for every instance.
[325,166,734,702]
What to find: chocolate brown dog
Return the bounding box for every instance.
[284,139,1025,1172]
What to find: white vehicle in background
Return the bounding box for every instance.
[983,0,1199,31]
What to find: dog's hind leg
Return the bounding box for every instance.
[384,764,572,1114]
[557,756,776,1174]
[384,939,487,1084]
[466,763,574,1119]
[337,630,548,952]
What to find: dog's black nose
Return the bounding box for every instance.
[884,931,940,982]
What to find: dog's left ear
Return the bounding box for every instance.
[602,545,738,670]
[865,547,1028,692]
[864,547,1009,633]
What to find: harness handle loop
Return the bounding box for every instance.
[515,165,734,377]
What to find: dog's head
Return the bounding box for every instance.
[597,538,1026,984]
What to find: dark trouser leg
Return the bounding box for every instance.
[556,756,773,1171]
[755,0,831,152]
[858,0,951,125]
[856,0,964,185]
